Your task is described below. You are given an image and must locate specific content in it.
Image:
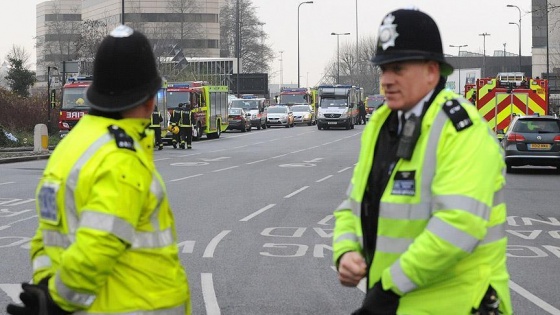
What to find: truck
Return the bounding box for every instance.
[472,72,548,135]
[230,95,267,130]
[316,84,359,130]
[278,87,312,105]
[165,82,229,141]
[58,76,92,138]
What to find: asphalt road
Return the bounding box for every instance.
[0,124,559,314]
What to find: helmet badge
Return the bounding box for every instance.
[378,14,399,51]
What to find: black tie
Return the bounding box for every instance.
[398,112,406,135]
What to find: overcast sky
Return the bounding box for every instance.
[2,0,531,86]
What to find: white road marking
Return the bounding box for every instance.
[240,204,276,222]
[284,186,309,198]
[316,175,333,182]
[338,167,352,173]
[201,273,221,315]
[0,283,22,303]
[203,230,231,258]
[510,280,560,314]
[246,159,267,165]
[212,165,239,172]
[169,173,203,182]
[0,182,15,186]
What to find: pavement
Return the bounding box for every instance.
[0,147,51,164]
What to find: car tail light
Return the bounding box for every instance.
[554,135,560,142]
[506,133,525,142]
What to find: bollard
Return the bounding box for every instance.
[34,124,49,153]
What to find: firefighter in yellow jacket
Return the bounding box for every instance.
[332,8,512,315]
[7,25,191,315]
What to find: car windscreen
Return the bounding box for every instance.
[267,107,287,113]
[229,108,242,115]
[62,88,92,109]
[513,119,560,133]
[280,94,306,104]
[367,99,385,108]
[166,91,191,108]
[320,98,347,108]
[231,100,255,110]
[291,105,310,112]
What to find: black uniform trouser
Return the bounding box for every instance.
[179,126,192,146]
[150,126,162,146]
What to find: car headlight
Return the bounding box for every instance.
[251,114,257,119]
[317,112,324,118]
[281,115,287,121]
[304,113,310,119]
[340,113,348,119]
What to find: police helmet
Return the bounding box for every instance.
[86,25,162,112]
[371,8,453,76]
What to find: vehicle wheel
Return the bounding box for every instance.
[216,122,221,138]
[248,125,252,132]
[262,123,267,129]
[318,124,322,130]
[285,124,290,128]
[267,125,271,128]
[506,164,512,173]
[194,123,202,141]
[242,125,246,132]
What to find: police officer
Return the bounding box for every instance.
[7,25,191,315]
[150,105,164,150]
[357,100,367,125]
[332,8,512,315]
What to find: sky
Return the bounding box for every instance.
[1,0,532,86]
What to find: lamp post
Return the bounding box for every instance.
[47,66,58,129]
[297,1,313,88]
[449,44,468,94]
[121,0,125,24]
[279,50,284,88]
[479,33,490,78]
[236,0,240,97]
[331,32,351,83]
[355,0,359,84]
[507,4,522,72]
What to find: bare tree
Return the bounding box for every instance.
[220,0,274,73]
[5,45,32,68]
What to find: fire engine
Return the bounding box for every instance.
[58,76,92,138]
[278,87,311,105]
[471,72,548,134]
[165,82,229,141]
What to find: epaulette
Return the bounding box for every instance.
[107,125,136,151]
[441,99,473,132]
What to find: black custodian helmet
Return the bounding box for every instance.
[86,25,162,112]
[371,8,453,76]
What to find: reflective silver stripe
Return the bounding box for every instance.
[32,255,52,271]
[132,228,174,248]
[390,259,417,293]
[421,110,449,204]
[55,273,96,307]
[74,304,185,315]
[432,195,490,220]
[427,217,479,253]
[480,222,506,245]
[494,188,505,206]
[333,232,359,243]
[345,182,353,198]
[380,202,431,220]
[79,211,135,244]
[43,230,72,248]
[376,236,413,254]
[335,199,361,217]
[65,134,114,234]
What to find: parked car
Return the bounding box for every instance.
[365,94,385,121]
[266,105,294,128]
[227,108,252,132]
[230,98,267,130]
[502,114,560,173]
[291,104,316,126]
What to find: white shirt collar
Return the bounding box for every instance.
[398,89,435,120]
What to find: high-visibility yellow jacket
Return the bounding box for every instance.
[333,89,512,314]
[31,114,191,314]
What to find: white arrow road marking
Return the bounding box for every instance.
[0,284,22,303]
[203,230,231,258]
[200,157,230,162]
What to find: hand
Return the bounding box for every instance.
[338,251,367,287]
[352,281,400,315]
[6,282,70,315]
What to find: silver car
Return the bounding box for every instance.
[266,105,294,128]
[291,105,316,126]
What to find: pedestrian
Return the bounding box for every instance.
[332,8,512,315]
[170,103,193,149]
[357,100,367,124]
[150,105,164,150]
[7,25,191,315]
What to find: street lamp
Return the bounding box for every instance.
[479,33,490,78]
[331,32,351,83]
[297,1,313,88]
[509,21,521,73]
[355,0,359,83]
[121,0,125,24]
[47,66,58,130]
[507,4,522,72]
[449,44,467,94]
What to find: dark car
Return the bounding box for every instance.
[502,114,560,173]
[365,94,385,121]
[227,108,252,132]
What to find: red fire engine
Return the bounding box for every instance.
[58,76,92,138]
